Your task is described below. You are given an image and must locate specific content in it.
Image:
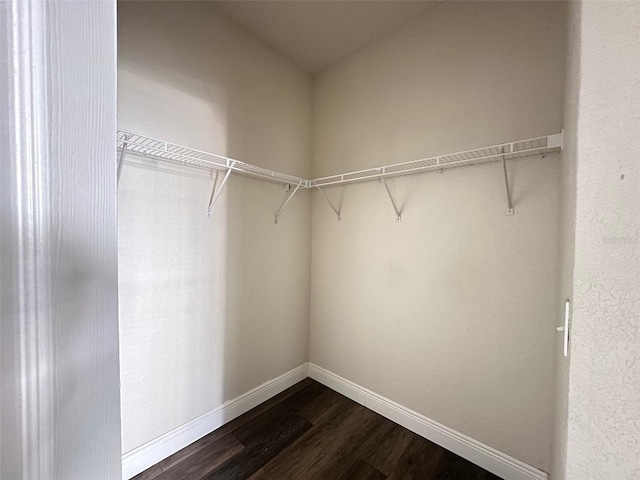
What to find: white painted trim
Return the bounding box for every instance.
[2,1,120,478]
[309,363,548,480]
[121,363,309,479]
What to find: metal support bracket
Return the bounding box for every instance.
[207,161,235,217]
[380,176,401,221]
[313,183,341,221]
[501,148,514,215]
[274,180,303,224]
[117,135,129,186]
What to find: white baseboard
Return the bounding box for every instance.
[123,362,547,480]
[121,363,309,479]
[308,363,548,480]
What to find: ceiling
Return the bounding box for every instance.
[213,1,443,74]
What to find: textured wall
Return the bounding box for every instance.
[117,2,312,453]
[310,2,566,471]
[564,2,640,479]
[312,1,566,178]
[550,2,577,479]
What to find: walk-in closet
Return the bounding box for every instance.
[116,3,565,478]
[3,1,638,480]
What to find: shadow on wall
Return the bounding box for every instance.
[116,1,311,457]
[117,0,309,177]
[118,13,233,453]
[117,130,231,455]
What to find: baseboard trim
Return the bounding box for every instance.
[121,363,309,479]
[308,363,548,480]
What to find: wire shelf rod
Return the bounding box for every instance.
[117,130,562,190]
[312,144,560,187]
[117,130,309,187]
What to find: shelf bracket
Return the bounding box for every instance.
[117,135,129,186]
[207,161,234,217]
[380,176,401,221]
[501,148,514,215]
[313,183,341,221]
[274,180,303,224]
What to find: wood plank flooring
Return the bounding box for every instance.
[134,379,503,480]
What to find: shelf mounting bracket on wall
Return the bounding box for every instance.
[274,180,303,224]
[380,174,401,221]
[501,147,514,215]
[117,134,129,186]
[313,182,341,221]
[115,130,564,220]
[207,161,235,217]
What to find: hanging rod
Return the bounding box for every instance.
[116,130,309,187]
[117,130,562,219]
[311,132,563,188]
[117,130,562,189]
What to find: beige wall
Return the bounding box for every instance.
[310,2,566,471]
[117,1,312,453]
[550,2,577,478]
[562,2,640,479]
[312,1,565,178]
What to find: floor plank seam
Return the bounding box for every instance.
[135,379,503,480]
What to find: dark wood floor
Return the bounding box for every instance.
[134,379,503,480]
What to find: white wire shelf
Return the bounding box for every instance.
[116,130,562,220]
[117,130,309,187]
[117,130,562,189]
[310,132,563,188]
